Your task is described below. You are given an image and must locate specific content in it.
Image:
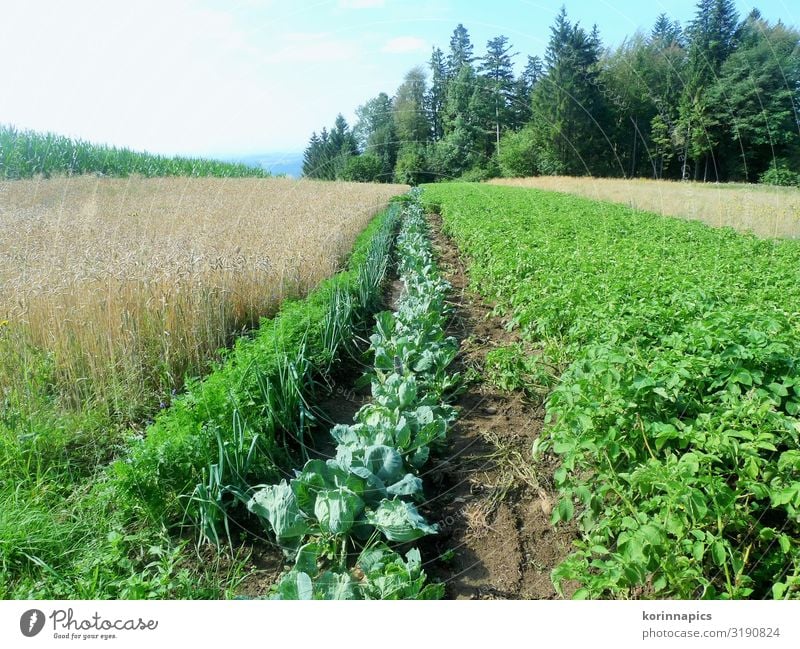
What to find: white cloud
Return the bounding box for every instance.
[338,0,385,8]
[381,36,427,54]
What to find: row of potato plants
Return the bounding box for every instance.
[422,183,800,600]
[246,189,459,599]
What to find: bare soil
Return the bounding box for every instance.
[420,214,578,599]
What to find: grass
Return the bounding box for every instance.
[490,176,800,239]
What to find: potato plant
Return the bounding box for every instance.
[423,182,800,600]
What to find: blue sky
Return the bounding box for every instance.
[1,0,795,157]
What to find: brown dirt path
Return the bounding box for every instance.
[421,214,578,599]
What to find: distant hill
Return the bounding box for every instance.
[226,152,304,178]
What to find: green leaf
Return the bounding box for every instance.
[408,445,430,469]
[413,350,435,373]
[711,540,726,566]
[365,498,438,542]
[363,445,404,483]
[314,487,364,535]
[415,405,435,425]
[273,570,314,600]
[294,543,320,576]
[316,571,357,600]
[685,490,709,520]
[730,369,753,386]
[398,376,417,409]
[248,482,310,539]
[331,424,358,446]
[556,497,574,522]
[405,547,422,572]
[358,543,393,576]
[348,466,387,505]
[640,524,663,546]
[386,473,424,497]
[665,513,685,536]
[653,387,670,399]
[778,450,800,472]
[768,382,789,397]
[394,417,412,449]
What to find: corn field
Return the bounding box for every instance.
[0,125,269,179]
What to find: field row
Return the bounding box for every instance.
[423,183,800,599]
[246,191,457,598]
[1,189,403,598]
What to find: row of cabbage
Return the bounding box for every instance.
[246,190,458,599]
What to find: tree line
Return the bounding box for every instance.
[303,1,800,185]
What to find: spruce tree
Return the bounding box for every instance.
[686,0,739,82]
[650,13,684,49]
[427,47,449,141]
[479,36,517,152]
[447,24,475,76]
[531,8,612,175]
[302,131,322,178]
[678,0,739,180]
[509,56,543,129]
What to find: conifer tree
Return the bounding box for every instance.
[427,47,449,141]
[479,36,517,152]
[447,24,475,76]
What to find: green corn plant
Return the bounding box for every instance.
[0,124,270,179]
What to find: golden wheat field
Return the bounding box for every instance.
[490,176,800,239]
[0,176,406,419]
